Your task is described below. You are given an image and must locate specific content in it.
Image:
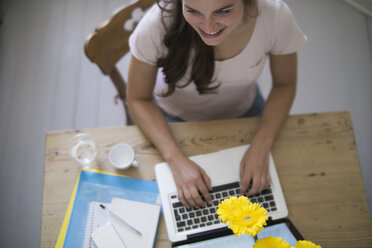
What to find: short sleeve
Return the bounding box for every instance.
[129,4,167,65]
[270,1,307,54]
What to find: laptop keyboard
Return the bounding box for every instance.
[169,182,277,233]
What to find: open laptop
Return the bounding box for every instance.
[155,144,289,244]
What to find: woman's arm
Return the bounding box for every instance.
[240,52,298,195]
[127,56,212,208]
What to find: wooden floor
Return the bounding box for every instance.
[0,0,371,247]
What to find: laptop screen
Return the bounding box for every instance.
[173,222,299,248]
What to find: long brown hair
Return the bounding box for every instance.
[156,0,256,96]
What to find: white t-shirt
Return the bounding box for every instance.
[129,0,307,121]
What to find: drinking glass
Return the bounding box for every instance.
[69,133,97,168]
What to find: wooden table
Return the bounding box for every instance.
[40,111,372,247]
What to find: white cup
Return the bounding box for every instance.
[109,144,138,170]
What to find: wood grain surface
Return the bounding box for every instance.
[41,111,372,248]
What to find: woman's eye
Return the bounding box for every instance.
[187,9,200,15]
[215,9,231,15]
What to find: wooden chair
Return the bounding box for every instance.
[84,0,154,125]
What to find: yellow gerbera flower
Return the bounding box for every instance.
[295,240,322,248]
[253,236,291,248]
[217,196,239,223]
[227,197,268,236]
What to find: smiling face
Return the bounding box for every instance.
[182,0,247,47]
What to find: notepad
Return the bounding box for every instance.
[84,198,161,248]
[83,202,110,248]
[92,222,126,248]
[57,169,161,248]
[109,198,161,248]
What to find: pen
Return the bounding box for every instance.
[109,210,142,236]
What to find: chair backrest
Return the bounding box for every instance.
[84,0,154,125]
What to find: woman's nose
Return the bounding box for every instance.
[201,16,217,33]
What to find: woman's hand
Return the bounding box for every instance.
[169,156,212,209]
[239,143,271,196]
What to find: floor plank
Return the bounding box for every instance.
[0,0,67,246]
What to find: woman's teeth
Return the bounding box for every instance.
[200,27,226,39]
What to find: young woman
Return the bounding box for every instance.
[127,0,307,208]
